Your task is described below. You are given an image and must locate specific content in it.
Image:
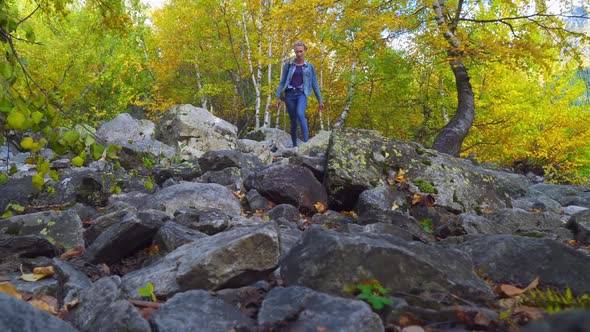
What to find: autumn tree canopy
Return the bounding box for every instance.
[1,0,590,183]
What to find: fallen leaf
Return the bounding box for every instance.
[314,202,326,213]
[401,326,425,332]
[59,247,85,260]
[316,328,327,332]
[20,273,50,282]
[391,202,399,211]
[386,177,395,186]
[29,295,59,315]
[512,305,546,322]
[32,266,55,276]
[411,194,435,207]
[58,298,80,319]
[148,244,160,255]
[395,168,408,183]
[0,283,22,299]
[567,239,577,247]
[495,284,526,297]
[474,310,492,327]
[340,211,358,218]
[528,208,543,213]
[232,191,246,200]
[523,276,540,292]
[482,209,493,214]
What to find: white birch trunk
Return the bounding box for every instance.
[242,11,261,129]
[333,62,357,130]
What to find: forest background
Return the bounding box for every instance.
[2,0,590,184]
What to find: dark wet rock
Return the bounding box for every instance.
[0,293,77,332]
[152,160,202,185]
[173,208,231,235]
[435,214,511,238]
[122,222,280,298]
[356,209,435,244]
[150,290,255,332]
[347,222,415,242]
[152,222,208,253]
[456,235,590,294]
[246,189,271,211]
[258,286,384,332]
[268,204,301,224]
[84,211,165,264]
[198,167,242,188]
[0,210,83,250]
[281,226,493,303]
[568,209,590,244]
[0,235,56,263]
[52,258,92,305]
[84,206,136,245]
[244,164,327,214]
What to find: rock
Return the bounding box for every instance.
[268,204,301,224]
[0,210,84,250]
[156,104,238,159]
[258,286,384,332]
[52,258,92,305]
[348,222,415,242]
[281,226,493,303]
[0,176,37,213]
[150,290,255,332]
[511,195,562,214]
[122,222,280,298]
[85,206,136,245]
[311,210,355,232]
[116,139,177,169]
[288,154,326,182]
[298,130,331,156]
[356,210,435,244]
[237,139,272,165]
[245,164,327,214]
[520,309,590,332]
[0,293,77,332]
[67,276,150,332]
[173,208,231,235]
[95,113,155,143]
[144,182,242,217]
[216,283,270,319]
[435,214,511,238]
[568,209,590,244]
[153,222,208,253]
[325,128,512,213]
[84,210,166,264]
[356,184,409,215]
[246,189,270,211]
[152,160,202,185]
[198,167,242,188]
[530,183,590,208]
[456,235,590,294]
[198,150,264,177]
[485,208,566,239]
[244,127,292,150]
[0,235,56,263]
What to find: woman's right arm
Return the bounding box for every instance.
[276,63,288,99]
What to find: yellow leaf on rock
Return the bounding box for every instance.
[395,168,408,183]
[20,273,49,282]
[29,295,59,315]
[0,283,22,299]
[32,266,55,276]
[314,202,326,213]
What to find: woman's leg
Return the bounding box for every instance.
[284,92,299,147]
[296,94,308,142]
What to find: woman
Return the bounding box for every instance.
[276,41,325,148]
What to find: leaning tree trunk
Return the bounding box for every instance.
[431,59,474,157]
[431,0,474,157]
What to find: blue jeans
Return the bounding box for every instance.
[284,89,308,147]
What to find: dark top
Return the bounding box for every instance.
[289,65,304,89]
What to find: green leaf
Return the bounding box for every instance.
[20,137,34,150]
[49,170,59,182]
[37,161,50,175]
[90,143,105,160]
[0,173,7,185]
[1,211,12,219]
[32,173,44,189]
[31,111,44,124]
[71,156,84,167]
[0,62,13,80]
[7,111,29,130]
[110,185,122,194]
[144,180,153,191]
[0,96,12,113]
[62,130,80,145]
[106,144,121,159]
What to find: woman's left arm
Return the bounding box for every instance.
[311,65,324,110]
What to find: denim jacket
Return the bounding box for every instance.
[276,60,323,104]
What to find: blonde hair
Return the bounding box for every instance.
[293,41,307,51]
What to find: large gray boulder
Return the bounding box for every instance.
[156,104,238,159]
[567,209,590,244]
[0,210,83,250]
[150,290,255,332]
[0,293,77,332]
[245,164,328,214]
[455,235,590,294]
[258,286,384,332]
[281,226,493,303]
[144,182,242,217]
[96,113,155,143]
[325,128,515,214]
[530,183,590,208]
[244,127,292,150]
[122,222,280,298]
